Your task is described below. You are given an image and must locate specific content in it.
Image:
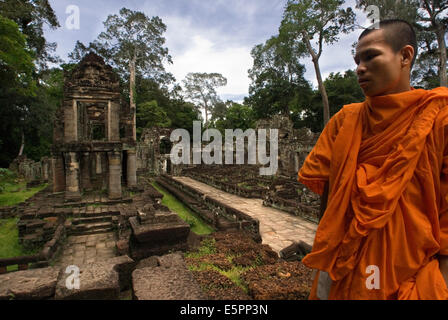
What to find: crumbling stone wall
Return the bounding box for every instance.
[256,115,319,178]
[9,156,52,184]
[137,127,185,176]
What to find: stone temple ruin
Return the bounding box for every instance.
[0,53,321,300]
[51,52,137,201]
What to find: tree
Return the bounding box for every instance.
[356,0,448,87]
[0,15,36,166]
[420,0,448,86]
[213,102,256,133]
[134,76,200,134]
[0,1,63,166]
[182,72,227,125]
[245,35,313,120]
[279,0,356,125]
[296,69,364,131]
[0,0,60,70]
[95,8,173,140]
[412,30,442,88]
[136,100,171,136]
[68,40,111,63]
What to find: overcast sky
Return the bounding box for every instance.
[45,0,371,102]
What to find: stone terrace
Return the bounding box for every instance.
[172,176,317,253]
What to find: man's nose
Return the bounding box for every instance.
[357,63,367,76]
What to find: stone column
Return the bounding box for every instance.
[64,100,78,142]
[126,149,137,188]
[96,152,102,174]
[81,152,92,191]
[52,155,65,193]
[108,151,122,200]
[64,152,81,201]
[108,101,120,141]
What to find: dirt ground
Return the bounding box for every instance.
[185,230,314,300]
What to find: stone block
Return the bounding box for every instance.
[157,252,186,269]
[105,255,136,291]
[129,217,190,244]
[54,262,119,300]
[0,267,60,300]
[135,256,159,269]
[132,266,206,300]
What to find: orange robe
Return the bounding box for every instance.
[298,87,448,300]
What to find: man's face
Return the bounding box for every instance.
[354,29,404,97]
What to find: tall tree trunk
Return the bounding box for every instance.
[302,31,330,126]
[18,130,25,157]
[436,25,447,87]
[313,60,330,126]
[129,55,137,141]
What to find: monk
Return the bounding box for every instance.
[298,19,448,300]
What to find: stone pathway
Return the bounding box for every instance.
[54,232,117,266]
[172,176,317,253]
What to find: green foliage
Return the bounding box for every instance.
[279,0,356,125]
[0,169,18,193]
[0,0,60,70]
[136,100,171,131]
[97,7,173,84]
[280,0,356,48]
[0,182,47,207]
[0,16,35,80]
[213,102,256,133]
[295,69,365,132]
[134,77,199,134]
[0,16,38,166]
[0,1,61,166]
[245,35,313,119]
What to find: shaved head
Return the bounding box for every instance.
[359,19,417,69]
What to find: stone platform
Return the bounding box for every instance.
[173,176,317,253]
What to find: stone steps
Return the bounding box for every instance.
[69,221,115,236]
[81,210,120,218]
[72,216,113,225]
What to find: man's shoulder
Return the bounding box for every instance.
[329,101,365,124]
[430,87,448,127]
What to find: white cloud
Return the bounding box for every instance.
[164,17,253,100]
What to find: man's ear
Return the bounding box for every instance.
[401,45,414,68]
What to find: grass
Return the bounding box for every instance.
[184,238,216,259]
[237,182,253,190]
[0,218,40,263]
[0,169,47,207]
[0,218,23,259]
[0,183,47,207]
[185,238,253,293]
[0,170,46,269]
[152,182,215,235]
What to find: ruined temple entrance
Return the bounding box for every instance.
[51,53,137,200]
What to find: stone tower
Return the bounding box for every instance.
[51,52,137,201]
